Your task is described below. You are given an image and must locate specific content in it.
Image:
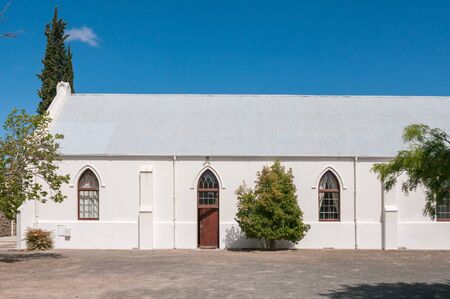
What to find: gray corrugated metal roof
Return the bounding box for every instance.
[51,94,450,157]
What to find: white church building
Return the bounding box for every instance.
[17,83,450,250]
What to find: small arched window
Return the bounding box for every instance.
[78,169,99,220]
[318,171,340,221]
[198,170,219,206]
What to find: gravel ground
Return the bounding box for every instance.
[0,249,449,298]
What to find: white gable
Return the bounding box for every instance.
[50,92,450,157]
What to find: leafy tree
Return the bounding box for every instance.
[235,161,310,249]
[372,124,450,218]
[0,109,70,219]
[37,7,74,114]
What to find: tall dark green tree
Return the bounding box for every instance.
[37,7,74,114]
[64,46,74,87]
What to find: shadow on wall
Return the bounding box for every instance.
[224,226,295,250]
[321,282,450,299]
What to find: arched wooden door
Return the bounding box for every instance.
[197,170,219,248]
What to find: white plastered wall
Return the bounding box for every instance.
[18,156,450,250]
[396,178,450,250]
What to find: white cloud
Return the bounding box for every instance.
[66,26,99,47]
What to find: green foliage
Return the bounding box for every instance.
[0,109,70,219]
[25,228,54,250]
[235,161,310,249]
[372,124,450,218]
[37,7,75,114]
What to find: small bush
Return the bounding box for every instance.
[235,161,310,250]
[25,228,54,250]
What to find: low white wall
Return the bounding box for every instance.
[36,221,138,249]
[398,223,450,250]
[357,222,383,249]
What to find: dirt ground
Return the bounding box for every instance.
[0,249,449,298]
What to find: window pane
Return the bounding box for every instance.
[198,191,218,205]
[79,190,99,219]
[198,170,219,189]
[319,192,339,220]
[79,170,99,189]
[319,172,339,190]
[437,204,450,220]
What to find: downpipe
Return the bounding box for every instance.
[173,155,177,249]
[353,156,358,249]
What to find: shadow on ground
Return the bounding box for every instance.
[0,252,65,263]
[321,282,450,299]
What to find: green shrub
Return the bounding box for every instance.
[25,228,54,250]
[235,161,310,250]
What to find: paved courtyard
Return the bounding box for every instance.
[0,249,449,298]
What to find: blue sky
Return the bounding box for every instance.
[1,0,450,128]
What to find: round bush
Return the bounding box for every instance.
[25,228,54,250]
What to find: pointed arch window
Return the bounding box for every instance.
[78,169,99,220]
[198,170,219,207]
[319,171,340,221]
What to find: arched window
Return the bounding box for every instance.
[198,170,219,206]
[78,169,99,220]
[318,171,340,221]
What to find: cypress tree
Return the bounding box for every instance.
[64,46,75,89]
[37,7,75,114]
